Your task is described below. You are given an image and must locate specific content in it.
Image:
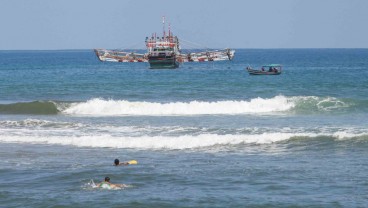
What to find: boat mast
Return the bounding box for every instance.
[168,23,170,37]
[162,16,166,39]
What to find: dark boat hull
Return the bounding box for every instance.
[148,56,179,69]
[247,69,281,75]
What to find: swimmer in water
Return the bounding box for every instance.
[96,177,127,189]
[114,159,130,166]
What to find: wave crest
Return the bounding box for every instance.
[63,96,294,116]
[1,132,367,150]
[0,96,360,116]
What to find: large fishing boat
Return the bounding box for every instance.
[94,17,235,69]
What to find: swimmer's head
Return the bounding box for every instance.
[105,177,110,182]
[114,159,119,166]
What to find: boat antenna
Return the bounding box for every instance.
[162,16,166,39]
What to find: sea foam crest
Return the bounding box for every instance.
[0,133,309,149]
[1,132,367,150]
[63,96,294,116]
[0,119,84,129]
[292,96,350,112]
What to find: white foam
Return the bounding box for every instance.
[316,97,349,111]
[0,119,84,129]
[62,96,295,116]
[0,119,50,127]
[0,132,335,150]
[333,131,367,139]
[291,96,350,112]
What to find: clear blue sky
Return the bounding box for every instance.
[1,0,367,50]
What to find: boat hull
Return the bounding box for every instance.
[148,56,179,69]
[247,69,281,75]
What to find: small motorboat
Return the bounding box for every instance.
[246,64,282,75]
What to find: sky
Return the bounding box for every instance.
[0,0,367,50]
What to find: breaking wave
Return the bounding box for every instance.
[1,118,367,150]
[0,96,365,116]
[62,96,363,116]
[0,132,367,150]
[63,96,294,115]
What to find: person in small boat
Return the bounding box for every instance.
[269,67,273,72]
[273,67,278,73]
[96,176,127,189]
[114,158,130,166]
[261,67,265,71]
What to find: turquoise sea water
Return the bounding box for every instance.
[1,49,368,207]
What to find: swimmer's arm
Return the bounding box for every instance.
[113,163,128,166]
[116,184,128,188]
[109,184,121,188]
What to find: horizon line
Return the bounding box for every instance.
[1,47,368,51]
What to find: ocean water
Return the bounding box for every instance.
[0,49,368,207]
